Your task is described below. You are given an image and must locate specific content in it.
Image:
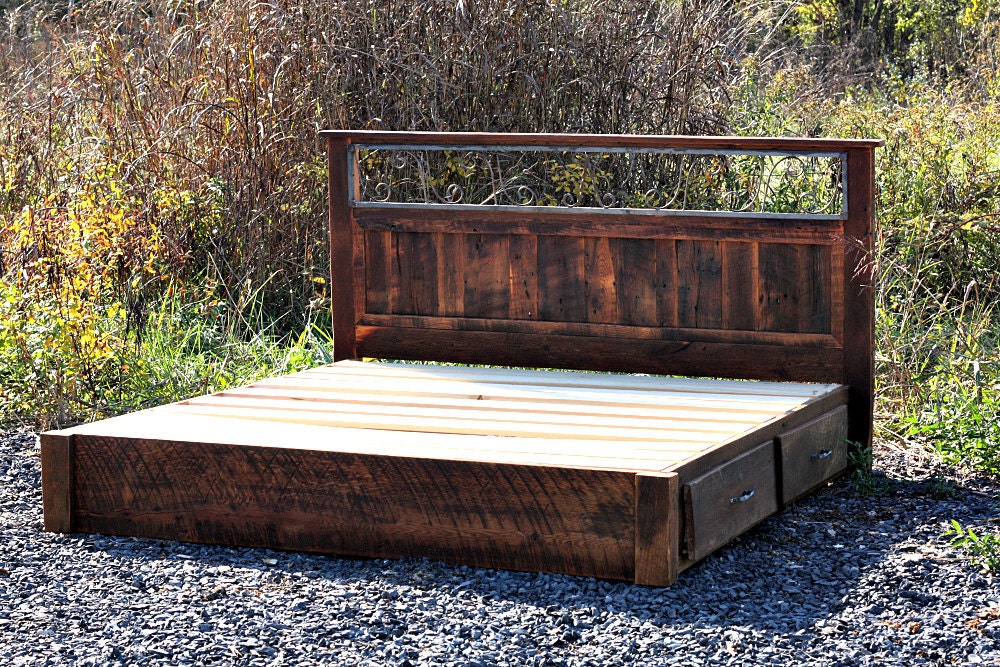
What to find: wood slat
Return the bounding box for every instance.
[801,244,832,334]
[435,233,465,316]
[64,409,685,472]
[354,207,844,244]
[509,235,538,320]
[357,314,841,348]
[722,242,757,331]
[655,239,679,327]
[537,236,587,321]
[176,399,736,445]
[195,387,775,434]
[585,237,618,323]
[355,325,848,383]
[324,360,840,398]
[364,230,391,314]
[221,385,793,424]
[296,370,836,409]
[395,232,438,315]
[464,234,510,318]
[611,238,657,326]
[758,242,802,332]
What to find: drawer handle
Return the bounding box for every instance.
[811,449,833,460]
[730,489,755,504]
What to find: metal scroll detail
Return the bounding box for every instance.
[352,146,845,217]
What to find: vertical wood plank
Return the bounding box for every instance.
[584,237,618,323]
[655,239,678,327]
[364,231,390,315]
[694,240,723,329]
[758,243,801,332]
[799,244,832,334]
[40,432,73,533]
[634,472,679,586]
[675,240,722,329]
[435,233,465,316]
[509,235,539,320]
[464,234,511,318]
[537,236,587,322]
[675,240,697,328]
[844,147,876,463]
[722,242,757,331]
[830,242,846,343]
[611,238,657,326]
[329,137,357,360]
[395,233,438,315]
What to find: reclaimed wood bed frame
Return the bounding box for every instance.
[41,132,879,586]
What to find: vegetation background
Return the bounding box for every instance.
[0,0,997,488]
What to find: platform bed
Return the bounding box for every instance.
[42,132,879,586]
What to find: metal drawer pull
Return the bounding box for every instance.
[811,449,833,460]
[730,489,755,504]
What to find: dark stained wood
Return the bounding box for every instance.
[844,148,876,463]
[722,242,757,331]
[40,432,73,533]
[356,325,846,382]
[509,235,539,320]
[655,239,679,327]
[682,440,777,562]
[694,241,723,328]
[611,239,657,326]
[537,236,587,322]
[435,233,465,316]
[328,137,358,360]
[358,314,841,347]
[354,207,845,244]
[364,231,391,314]
[70,435,638,581]
[800,244,832,334]
[635,472,680,586]
[672,240,723,329]
[777,405,849,505]
[464,234,511,318]
[320,129,883,151]
[394,232,438,316]
[758,242,801,332]
[584,237,618,323]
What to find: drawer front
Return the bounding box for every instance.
[778,405,849,505]
[683,441,777,562]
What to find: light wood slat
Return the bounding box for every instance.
[183,394,751,438]
[263,373,819,411]
[325,360,840,398]
[65,410,689,472]
[216,386,782,425]
[175,400,735,444]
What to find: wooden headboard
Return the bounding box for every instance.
[320,131,880,452]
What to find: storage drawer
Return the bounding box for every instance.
[683,441,777,562]
[777,405,849,505]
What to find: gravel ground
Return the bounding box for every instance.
[2,427,998,666]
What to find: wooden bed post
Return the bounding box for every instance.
[844,146,876,469]
[329,137,360,361]
[40,432,73,533]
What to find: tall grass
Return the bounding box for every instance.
[1,0,998,481]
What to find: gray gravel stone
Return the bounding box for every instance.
[1,427,998,665]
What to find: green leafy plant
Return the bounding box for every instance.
[943,520,1000,573]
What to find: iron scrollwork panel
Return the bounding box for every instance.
[352,145,845,218]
